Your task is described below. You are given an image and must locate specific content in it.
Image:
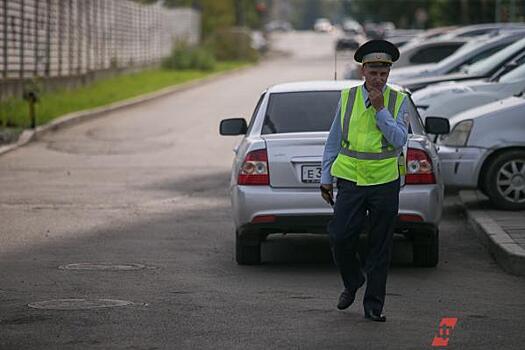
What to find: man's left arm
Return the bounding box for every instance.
[375,98,409,149]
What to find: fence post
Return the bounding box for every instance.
[19,0,24,79]
[76,0,81,75]
[44,0,50,77]
[33,0,38,76]
[85,0,90,73]
[68,0,73,76]
[2,0,7,79]
[57,0,62,76]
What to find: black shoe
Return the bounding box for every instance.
[364,310,386,322]
[337,289,357,310]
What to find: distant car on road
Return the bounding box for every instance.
[314,18,333,32]
[437,93,525,210]
[220,80,450,266]
[265,20,292,32]
[341,18,364,35]
[335,33,367,51]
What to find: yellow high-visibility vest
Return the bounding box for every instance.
[331,84,406,186]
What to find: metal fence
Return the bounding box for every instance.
[0,0,200,80]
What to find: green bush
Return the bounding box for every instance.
[161,43,216,71]
[205,28,259,62]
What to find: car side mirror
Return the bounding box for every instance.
[425,116,450,135]
[220,118,247,136]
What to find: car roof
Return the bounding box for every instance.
[267,80,405,93]
[440,23,525,38]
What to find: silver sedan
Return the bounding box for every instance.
[438,92,525,210]
[220,81,450,266]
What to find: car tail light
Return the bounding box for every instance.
[398,214,424,222]
[238,149,270,185]
[405,148,436,184]
[251,215,276,224]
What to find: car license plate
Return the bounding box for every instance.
[301,165,321,183]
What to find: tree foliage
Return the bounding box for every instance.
[133,0,263,37]
[348,0,524,28]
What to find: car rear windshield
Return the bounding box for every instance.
[262,91,340,134]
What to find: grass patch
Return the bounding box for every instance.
[0,61,249,129]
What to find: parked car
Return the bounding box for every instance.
[387,36,413,49]
[408,26,459,42]
[219,81,450,266]
[399,36,525,92]
[384,29,423,47]
[314,18,333,32]
[413,52,525,120]
[437,93,525,210]
[389,31,525,82]
[345,38,468,79]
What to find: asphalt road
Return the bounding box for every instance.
[1,31,524,350]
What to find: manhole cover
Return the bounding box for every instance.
[58,263,146,271]
[28,299,134,310]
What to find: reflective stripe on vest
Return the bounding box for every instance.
[340,148,401,160]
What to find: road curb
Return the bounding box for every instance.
[0,64,254,158]
[459,190,525,276]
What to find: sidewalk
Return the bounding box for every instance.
[459,190,525,276]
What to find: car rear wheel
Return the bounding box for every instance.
[412,227,439,267]
[235,231,261,265]
[484,150,525,210]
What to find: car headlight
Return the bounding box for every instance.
[439,120,473,146]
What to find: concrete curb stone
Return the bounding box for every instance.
[0,64,254,158]
[459,190,525,276]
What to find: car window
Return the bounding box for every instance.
[409,43,463,64]
[433,39,494,71]
[466,38,525,75]
[246,92,265,135]
[262,91,340,134]
[448,43,512,73]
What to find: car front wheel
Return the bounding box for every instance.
[484,150,525,210]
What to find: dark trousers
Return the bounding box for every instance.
[328,177,400,314]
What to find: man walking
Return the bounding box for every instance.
[320,40,408,322]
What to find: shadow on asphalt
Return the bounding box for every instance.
[139,170,231,200]
[138,171,417,267]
